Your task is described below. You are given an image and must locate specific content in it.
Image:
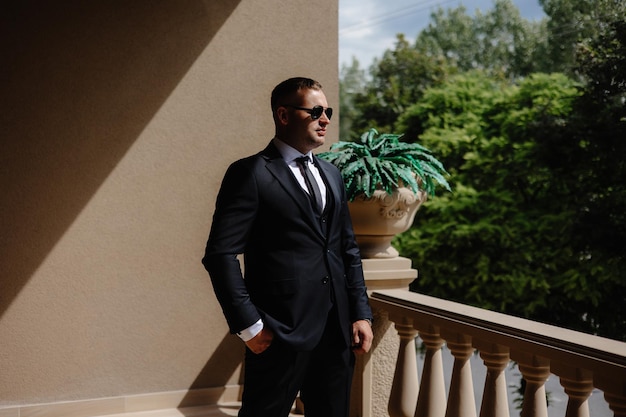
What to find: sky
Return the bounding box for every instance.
[339,0,546,70]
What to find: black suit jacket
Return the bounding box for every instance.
[203,141,372,351]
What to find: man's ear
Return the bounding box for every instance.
[276,106,289,125]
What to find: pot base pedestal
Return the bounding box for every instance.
[355,235,400,259]
[362,256,417,291]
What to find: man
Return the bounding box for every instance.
[202,77,373,417]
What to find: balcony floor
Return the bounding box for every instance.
[98,405,238,417]
[98,403,302,417]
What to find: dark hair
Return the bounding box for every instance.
[271,77,323,111]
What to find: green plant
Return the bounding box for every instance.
[319,128,451,201]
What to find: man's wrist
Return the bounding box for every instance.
[236,319,263,342]
[360,318,373,327]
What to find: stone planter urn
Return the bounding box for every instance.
[348,187,427,259]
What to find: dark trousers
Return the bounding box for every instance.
[238,308,355,417]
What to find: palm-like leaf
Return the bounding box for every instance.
[319,128,451,201]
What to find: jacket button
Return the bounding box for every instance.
[322,276,329,284]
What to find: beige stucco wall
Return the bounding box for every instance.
[1,0,338,406]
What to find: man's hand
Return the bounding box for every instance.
[245,327,274,354]
[351,319,373,354]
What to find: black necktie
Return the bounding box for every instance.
[296,156,323,212]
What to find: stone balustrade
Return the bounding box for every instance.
[366,288,626,417]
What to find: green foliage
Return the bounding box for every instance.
[544,1,626,338]
[350,34,451,136]
[416,0,550,77]
[539,0,626,77]
[339,58,367,142]
[347,0,552,136]
[318,129,450,202]
[395,72,582,318]
[574,0,626,99]
[339,0,626,341]
[395,70,506,153]
[394,69,626,340]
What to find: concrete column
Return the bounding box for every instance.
[352,257,417,417]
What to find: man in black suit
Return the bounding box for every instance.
[202,77,373,417]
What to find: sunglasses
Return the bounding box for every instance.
[284,105,333,121]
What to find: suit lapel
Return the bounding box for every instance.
[315,157,342,212]
[261,142,326,238]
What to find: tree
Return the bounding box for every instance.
[339,58,367,141]
[396,71,587,321]
[543,0,626,338]
[351,34,450,135]
[346,0,551,137]
[415,0,550,77]
[340,0,626,340]
[539,0,626,77]
[539,0,596,75]
[395,65,626,340]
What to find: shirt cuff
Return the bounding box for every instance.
[236,319,263,342]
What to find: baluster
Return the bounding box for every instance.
[443,331,477,417]
[388,316,420,417]
[476,343,510,417]
[596,374,626,417]
[552,365,592,417]
[515,353,550,417]
[605,392,626,417]
[415,324,446,417]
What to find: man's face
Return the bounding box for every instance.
[277,88,331,154]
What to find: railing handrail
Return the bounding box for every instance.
[370,289,626,371]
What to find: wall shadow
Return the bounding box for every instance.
[179,332,245,408]
[0,0,241,318]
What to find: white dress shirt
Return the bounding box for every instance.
[274,137,327,209]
